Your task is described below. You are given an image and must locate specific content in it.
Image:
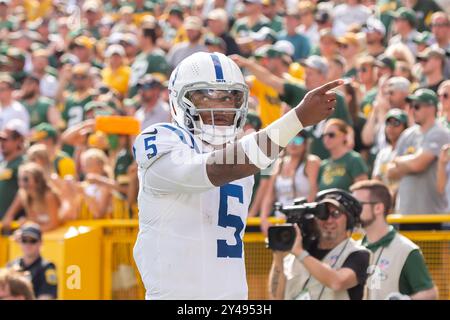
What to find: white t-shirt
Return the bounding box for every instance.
[133,123,254,299]
[333,4,372,37]
[40,74,59,99]
[0,100,30,132]
[296,23,319,47]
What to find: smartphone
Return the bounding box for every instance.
[95,116,141,135]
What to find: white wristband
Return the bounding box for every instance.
[265,109,303,147]
[240,133,274,169]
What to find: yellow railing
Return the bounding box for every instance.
[1,215,450,299]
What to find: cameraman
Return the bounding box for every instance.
[268,189,370,300]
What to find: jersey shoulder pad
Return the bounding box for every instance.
[133,123,200,169]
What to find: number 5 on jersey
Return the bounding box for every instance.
[217,184,244,258]
[144,135,157,159]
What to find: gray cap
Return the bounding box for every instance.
[250,26,277,43]
[387,76,411,93]
[20,223,42,240]
[363,17,386,36]
[300,55,329,75]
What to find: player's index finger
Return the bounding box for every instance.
[316,79,345,93]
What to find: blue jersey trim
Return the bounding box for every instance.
[158,124,200,153]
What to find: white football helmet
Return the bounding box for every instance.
[168,52,249,146]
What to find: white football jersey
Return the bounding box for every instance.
[133,123,254,300]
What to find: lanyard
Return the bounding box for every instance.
[301,239,350,300]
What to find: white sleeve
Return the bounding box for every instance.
[133,123,215,194]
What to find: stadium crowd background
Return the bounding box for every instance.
[0,0,449,299]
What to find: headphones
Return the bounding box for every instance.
[315,188,362,230]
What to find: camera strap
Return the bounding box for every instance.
[300,239,350,300]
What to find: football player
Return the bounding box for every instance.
[133,52,342,299]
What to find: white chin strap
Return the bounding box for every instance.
[200,125,237,146]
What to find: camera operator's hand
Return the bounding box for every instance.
[272,250,288,262]
[290,224,304,257]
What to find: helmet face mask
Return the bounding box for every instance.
[169,52,249,146]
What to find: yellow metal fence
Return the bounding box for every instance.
[2,215,450,299]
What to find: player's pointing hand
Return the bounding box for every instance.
[295,79,344,127]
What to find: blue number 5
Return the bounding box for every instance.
[217,184,244,258]
[144,136,157,159]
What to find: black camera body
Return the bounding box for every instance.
[267,200,327,252]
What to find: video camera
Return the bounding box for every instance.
[267,198,327,252]
[266,189,362,252]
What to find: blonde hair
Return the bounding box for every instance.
[26,143,52,173]
[19,162,54,208]
[385,43,415,67]
[439,80,450,91]
[81,148,112,178]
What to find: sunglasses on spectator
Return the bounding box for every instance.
[413,103,433,111]
[73,74,88,80]
[322,132,337,139]
[21,238,38,244]
[431,22,449,27]
[0,135,13,141]
[289,136,305,145]
[317,209,344,221]
[359,201,379,206]
[386,118,402,127]
[20,176,29,183]
[358,66,368,73]
[439,93,449,100]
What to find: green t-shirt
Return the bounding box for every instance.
[11,71,27,90]
[128,50,170,97]
[343,67,357,79]
[318,150,368,191]
[114,148,134,184]
[63,93,94,128]
[22,97,54,128]
[269,15,284,33]
[360,87,378,118]
[0,18,14,31]
[413,0,442,32]
[377,0,400,36]
[362,226,434,296]
[281,81,353,159]
[0,155,24,219]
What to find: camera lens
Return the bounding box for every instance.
[268,224,296,251]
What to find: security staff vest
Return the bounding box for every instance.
[365,233,418,300]
[284,238,369,300]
